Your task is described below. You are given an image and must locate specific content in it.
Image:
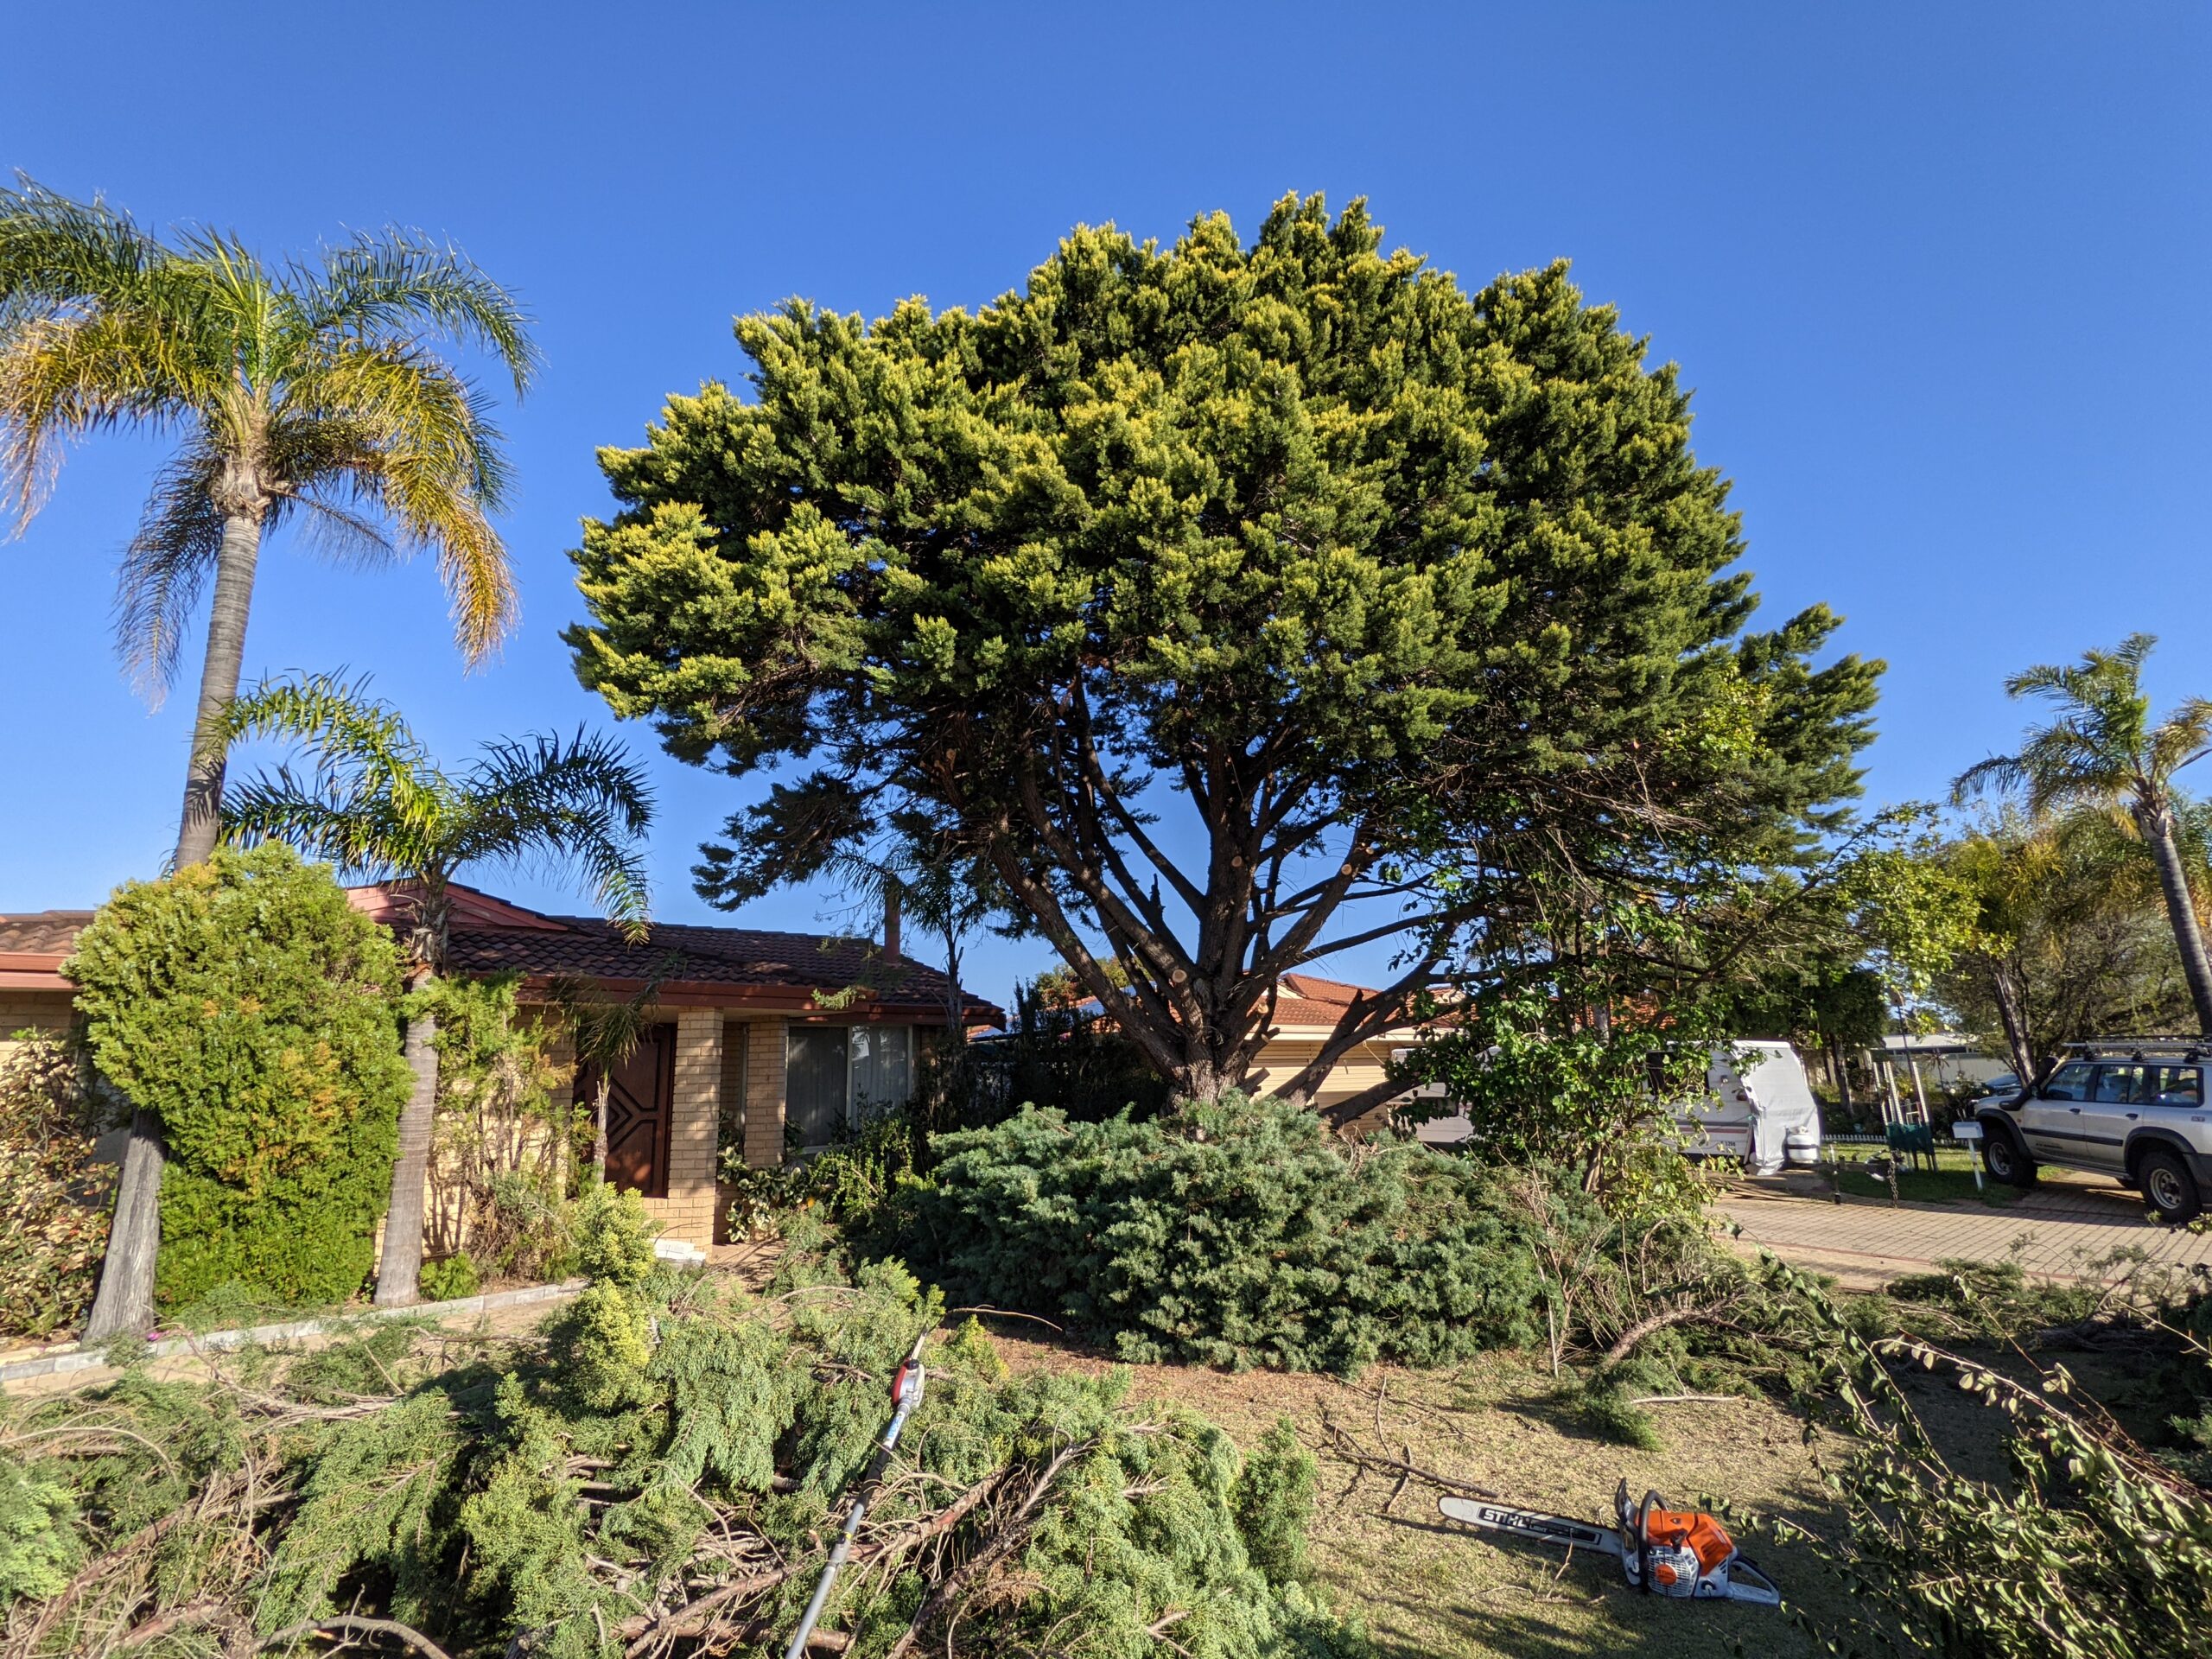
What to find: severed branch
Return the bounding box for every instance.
[258,1615,455,1659]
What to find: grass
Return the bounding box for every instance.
[1825,1145,2024,1208]
[992,1332,1863,1658]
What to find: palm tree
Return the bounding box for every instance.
[1954,634,2212,1034]
[219,673,652,1306]
[2,177,537,1338]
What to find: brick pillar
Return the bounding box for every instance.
[652,1010,722,1247]
[744,1016,787,1167]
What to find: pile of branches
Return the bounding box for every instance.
[1,1254,1362,1659]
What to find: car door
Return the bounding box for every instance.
[2133,1063,2209,1163]
[2019,1060,2097,1164]
[2074,1064,2144,1172]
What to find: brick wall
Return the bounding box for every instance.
[0,989,76,1040]
[635,1010,722,1249]
[742,1015,787,1167]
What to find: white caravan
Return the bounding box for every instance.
[1674,1041,1823,1174]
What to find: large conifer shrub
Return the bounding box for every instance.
[874,1094,1558,1372]
[65,845,411,1306]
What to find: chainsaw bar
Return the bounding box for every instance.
[1436,1496,1624,1558]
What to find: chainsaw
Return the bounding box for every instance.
[1438,1480,1781,1606]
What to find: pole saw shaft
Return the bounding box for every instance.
[784,1332,929,1658]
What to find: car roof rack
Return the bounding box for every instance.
[2060,1037,2210,1060]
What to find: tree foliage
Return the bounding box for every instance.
[0,1256,1363,1658]
[62,844,411,1306]
[568,193,1878,1103]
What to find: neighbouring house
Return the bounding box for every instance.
[0,883,995,1251]
[1232,972,1432,1116]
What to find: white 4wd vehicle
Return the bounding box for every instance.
[1974,1039,2212,1224]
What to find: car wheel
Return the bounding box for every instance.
[1980,1126,2037,1187]
[2135,1148,2202,1225]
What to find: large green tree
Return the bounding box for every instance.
[219,674,651,1306]
[569,195,1878,1106]
[0,178,536,1336]
[1955,634,2212,1034]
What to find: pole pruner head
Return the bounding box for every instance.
[892,1332,927,1414]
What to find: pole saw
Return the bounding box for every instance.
[783,1331,929,1659]
[1438,1480,1781,1606]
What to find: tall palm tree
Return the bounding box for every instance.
[219,674,652,1306]
[1954,633,2212,1034]
[2,177,537,1338]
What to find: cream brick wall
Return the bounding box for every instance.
[0,990,78,1071]
[636,1010,721,1249]
[742,1015,787,1168]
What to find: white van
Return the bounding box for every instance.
[1674,1041,1823,1174]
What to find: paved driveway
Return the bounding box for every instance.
[1717,1171,2212,1287]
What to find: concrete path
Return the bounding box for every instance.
[1717,1173,2212,1288]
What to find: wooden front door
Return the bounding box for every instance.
[578,1024,676,1198]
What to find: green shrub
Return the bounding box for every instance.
[0,1033,114,1340]
[0,1456,81,1605]
[65,845,411,1307]
[418,1252,482,1303]
[875,1093,1554,1372]
[566,1180,656,1288]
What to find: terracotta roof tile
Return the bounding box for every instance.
[0,912,95,957]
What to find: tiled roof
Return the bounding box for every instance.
[446,914,984,1015]
[1270,971,1398,1033]
[0,912,94,957]
[0,886,995,1021]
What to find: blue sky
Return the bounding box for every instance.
[3,2,2207,1004]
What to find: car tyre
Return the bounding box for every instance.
[2135,1148,2202,1226]
[1980,1124,2037,1187]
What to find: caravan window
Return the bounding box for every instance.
[786,1024,917,1152]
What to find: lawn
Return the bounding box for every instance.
[994,1332,1866,1658]
[1823,1144,2024,1208]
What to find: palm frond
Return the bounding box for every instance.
[1951,753,2029,806]
[218,671,430,780]
[219,761,410,878]
[114,441,226,701]
[2150,696,2212,785]
[302,229,539,394]
[453,730,654,938]
[0,175,166,327]
[0,308,207,528]
[279,344,519,663]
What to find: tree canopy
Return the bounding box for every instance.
[569,194,1879,1103]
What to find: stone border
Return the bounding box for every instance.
[0,1279,585,1386]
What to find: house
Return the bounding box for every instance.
[1235,972,1430,1115]
[0,883,995,1250]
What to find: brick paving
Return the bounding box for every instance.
[1717,1172,2212,1288]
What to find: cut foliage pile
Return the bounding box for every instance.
[0,1206,1364,1659]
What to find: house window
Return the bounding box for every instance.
[786,1024,916,1151]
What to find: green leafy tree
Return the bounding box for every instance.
[568,194,1878,1108]
[0,178,536,1338]
[62,845,412,1306]
[218,673,652,1306]
[1955,634,2212,1033]
[1935,808,2189,1079]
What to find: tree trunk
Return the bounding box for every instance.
[79,1109,167,1341]
[375,1006,440,1307]
[173,509,264,868]
[1987,958,2037,1084]
[593,1079,611,1177]
[2139,801,2212,1035]
[84,506,264,1340]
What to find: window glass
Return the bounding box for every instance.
[787,1026,849,1149]
[850,1025,914,1119]
[2153,1065,2204,1107]
[2091,1065,2149,1104]
[2040,1063,2094,1101]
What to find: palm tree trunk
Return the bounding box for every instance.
[83,508,264,1342]
[374,1004,440,1307]
[174,509,264,868]
[592,1079,611,1178]
[2139,802,2212,1034]
[79,1109,165,1341]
